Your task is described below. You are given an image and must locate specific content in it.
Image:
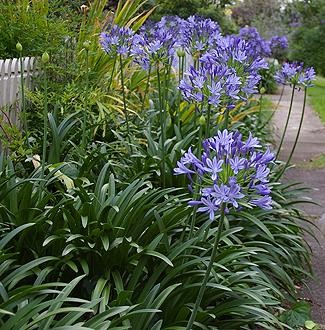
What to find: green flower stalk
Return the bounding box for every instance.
[177,49,186,130]
[256,86,266,132]
[275,84,295,160]
[276,86,308,180]
[156,64,165,187]
[119,54,130,138]
[108,56,117,93]
[274,62,315,163]
[82,41,90,154]
[141,64,151,113]
[275,84,285,111]
[41,51,49,176]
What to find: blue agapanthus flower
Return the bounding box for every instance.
[179,63,241,109]
[199,36,268,97]
[174,130,274,219]
[179,15,221,57]
[100,25,134,57]
[275,62,316,87]
[269,36,288,51]
[179,39,267,110]
[269,35,288,60]
[131,21,176,70]
[238,27,271,58]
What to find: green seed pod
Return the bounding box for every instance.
[199,115,206,126]
[41,52,50,64]
[16,42,23,52]
[83,40,91,51]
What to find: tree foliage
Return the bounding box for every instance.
[287,0,325,76]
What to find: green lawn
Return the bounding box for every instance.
[308,76,325,124]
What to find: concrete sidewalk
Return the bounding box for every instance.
[270,85,325,324]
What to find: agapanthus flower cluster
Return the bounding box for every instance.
[275,62,316,87]
[269,36,288,60]
[156,16,185,41]
[179,39,268,109]
[174,130,274,219]
[269,36,288,52]
[179,64,242,109]
[100,25,134,57]
[238,27,271,58]
[179,15,221,57]
[131,22,176,70]
[198,36,268,96]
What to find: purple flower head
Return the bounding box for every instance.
[238,27,271,58]
[269,35,288,60]
[194,37,267,103]
[174,129,274,219]
[100,25,134,57]
[179,15,221,56]
[131,20,176,70]
[179,62,244,109]
[275,62,316,87]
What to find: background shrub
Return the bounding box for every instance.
[0,0,72,58]
[287,0,325,76]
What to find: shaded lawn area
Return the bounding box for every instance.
[308,76,325,124]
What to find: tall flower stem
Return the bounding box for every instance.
[177,54,183,130]
[276,84,295,160]
[186,204,226,330]
[119,54,130,137]
[141,64,151,112]
[223,107,230,130]
[275,84,285,111]
[156,64,165,187]
[206,104,212,138]
[41,67,48,177]
[82,48,89,154]
[254,91,264,135]
[276,86,307,180]
[108,56,117,92]
[187,125,204,240]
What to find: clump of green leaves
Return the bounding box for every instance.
[0,0,71,58]
[280,301,320,329]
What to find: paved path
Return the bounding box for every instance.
[270,85,325,324]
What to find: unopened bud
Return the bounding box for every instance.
[199,115,206,126]
[260,87,266,94]
[177,48,185,58]
[83,40,91,51]
[41,52,50,64]
[16,42,23,52]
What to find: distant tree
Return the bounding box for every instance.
[231,0,287,38]
[286,0,325,75]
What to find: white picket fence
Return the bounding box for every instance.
[0,57,36,126]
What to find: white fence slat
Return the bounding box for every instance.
[0,56,36,129]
